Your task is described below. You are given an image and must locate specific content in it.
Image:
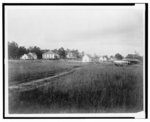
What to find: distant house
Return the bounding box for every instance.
[99,56,108,62]
[42,51,59,59]
[20,54,29,60]
[20,52,37,60]
[66,52,76,59]
[82,55,91,62]
[126,54,143,62]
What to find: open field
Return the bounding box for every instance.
[8,60,143,113]
[8,60,82,86]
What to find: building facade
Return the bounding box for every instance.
[42,51,59,59]
[82,55,91,62]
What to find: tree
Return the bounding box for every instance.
[115,53,123,60]
[71,49,81,58]
[41,49,49,54]
[81,51,84,57]
[93,54,99,62]
[8,41,19,59]
[58,47,66,59]
[52,49,58,54]
[28,46,42,59]
[110,55,114,58]
[18,46,27,58]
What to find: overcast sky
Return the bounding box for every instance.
[6,5,145,56]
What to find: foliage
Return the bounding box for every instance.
[58,47,66,59]
[8,41,43,59]
[18,46,28,58]
[28,46,42,59]
[126,54,143,62]
[8,41,19,59]
[66,49,82,59]
[92,54,99,62]
[115,53,123,60]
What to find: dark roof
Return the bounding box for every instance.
[43,51,57,55]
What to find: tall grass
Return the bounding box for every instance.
[8,60,82,85]
[9,63,143,113]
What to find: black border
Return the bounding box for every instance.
[2,2,5,120]
[3,3,135,6]
[2,3,148,119]
[145,3,148,119]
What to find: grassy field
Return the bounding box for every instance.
[8,60,143,113]
[8,60,82,86]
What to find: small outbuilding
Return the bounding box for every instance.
[66,52,76,59]
[20,52,37,60]
[20,54,29,60]
[99,56,108,62]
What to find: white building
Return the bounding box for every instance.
[66,52,76,59]
[20,53,37,60]
[82,55,91,62]
[42,51,59,59]
[20,54,29,60]
[99,56,108,62]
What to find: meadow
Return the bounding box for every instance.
[8,60,143,113]
[8,60,82,86]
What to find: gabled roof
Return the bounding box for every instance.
[83,54,92,58]
[21,54,32,58]
[99,56,108,59]
[43,51,57,55]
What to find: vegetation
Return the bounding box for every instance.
[126,54,143,62]
[28,46,43,59]
[8,41,82,59]
[9,61,143,113]
[115,53,123,60]
[8,41,144,113]
[8,60,82,86]
[8,41,20,59]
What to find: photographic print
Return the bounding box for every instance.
[3,3,147,118]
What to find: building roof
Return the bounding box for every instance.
[83,54,92,58]
[43,51,57,55]
[21,54,32,58]
[99,56,108,59]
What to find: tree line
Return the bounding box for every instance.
[114,53,143,61]
[8,41,83,59]
[8,41,143,61]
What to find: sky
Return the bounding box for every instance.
[5,5,145,56]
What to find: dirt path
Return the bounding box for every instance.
[9,67,81,92]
